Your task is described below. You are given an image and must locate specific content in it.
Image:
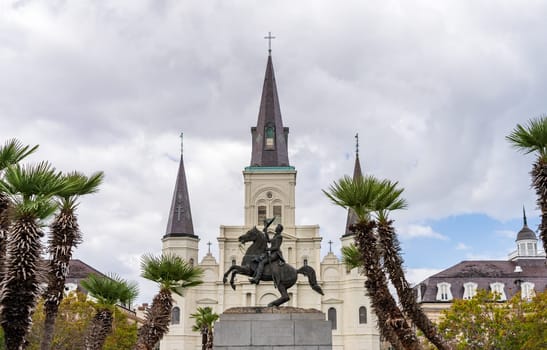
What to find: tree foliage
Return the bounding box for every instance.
[25,292,137,350]
[438,290,547,350]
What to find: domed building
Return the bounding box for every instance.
[415,208,547,322]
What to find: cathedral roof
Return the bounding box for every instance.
[250,54,290,167]
[164,138,196,239]
[343,136,363,237]
[517,207,537,241]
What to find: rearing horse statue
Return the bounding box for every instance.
[222,226,324,307]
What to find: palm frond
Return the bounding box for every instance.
[373,179,407,222]
[80,273,138,306]
[56,171,104,209]
[341,244,363,270]
[506,115,547,160]
[1,161,66,197]
[322,175,383,220]
[140,253,203,295]
[0,139,39,170]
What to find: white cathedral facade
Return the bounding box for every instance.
[159,53,381,350]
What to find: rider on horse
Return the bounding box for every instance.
[249,222,285,284]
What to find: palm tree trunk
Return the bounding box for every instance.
[206,327,213,349]
[85,308,114,350]
[353,221,422,350]
[0,193,11,287]
[378,220,452,350]
[41,209,81,350]
[134,288,173,350]
[0,217,44,350]
[532,160,547,256]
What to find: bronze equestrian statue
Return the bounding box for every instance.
[222,218,324,307]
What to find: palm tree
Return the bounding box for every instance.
[80,273,139,350]
[0,139,39,281]
[0,161,66,350]
[41,171,104,350]
[134,254,203,350]
[324,175,421,350]
[191,306,219,350]
[507,115,547,255]
[373,182,451,350]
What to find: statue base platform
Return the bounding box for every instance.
[213,306,332,350]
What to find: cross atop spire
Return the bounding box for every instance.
[180,132,184,155]
[207,241,212,254]
[328,240,333,253]
[264,32,276,55]
[355,133,359,156]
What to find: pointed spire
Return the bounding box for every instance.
[250,54,290,167]
[523,205,528,227]
[164,134,196,238]
[343,134,363,237]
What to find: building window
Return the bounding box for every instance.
[231,258,236,266]
[303,258,308,266]
[436,282,452,301]
[328,307,337,330]
[265,125,275,149]
[521,282,535,301]
[490,282,506,301]
[258,206,267,225]
[359,306,367,324]
[189,258,194,267]
[171,307,180,325]
[273,205,282,224]
[463,282,478,300]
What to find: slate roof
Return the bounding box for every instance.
[250,54,290,167]
[417,259,547,303]
[164,151,196,238]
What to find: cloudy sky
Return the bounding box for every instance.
[1,1,545,303]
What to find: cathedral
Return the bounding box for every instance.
[159,53,380,350]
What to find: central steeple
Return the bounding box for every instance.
[250,54,290,167]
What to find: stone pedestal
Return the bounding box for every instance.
[213,306,332,350]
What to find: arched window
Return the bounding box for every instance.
[171,306,180,325]
[231,258,236,266]
[359,306,367,324]
[189,258,194,267]
[258,205,267,225]
[303,258,308,266]
[328,307,337,330]
[265,124,275,149]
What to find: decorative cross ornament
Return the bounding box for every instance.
[328,240,333,253]
[175,202,184,221]
[207,241,212,254]
[180,132,184,155]
[355,133,359,155]
[264,32,276,54]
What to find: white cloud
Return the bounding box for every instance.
[397,224,448,240]
[456,242,470,250]
[405,268,443,286]
[1,1,546,303]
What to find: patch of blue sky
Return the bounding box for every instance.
[402,212,539,271]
